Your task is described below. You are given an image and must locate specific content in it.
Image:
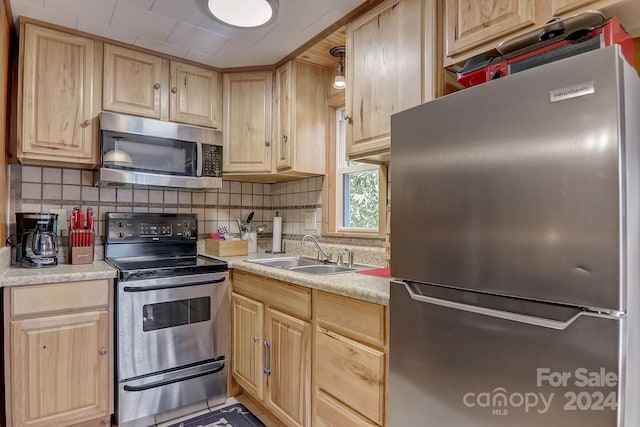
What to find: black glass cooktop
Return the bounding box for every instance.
[107,254,228,281]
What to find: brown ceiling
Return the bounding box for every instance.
[296,27,346,68]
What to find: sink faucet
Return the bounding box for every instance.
[301,235,331,262]
[337,248,355,268]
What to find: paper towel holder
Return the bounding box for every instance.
[266,211,286,254]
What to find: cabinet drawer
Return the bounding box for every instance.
[316,291,385,347]
[232,270,311,319]
[11,280,109,317]
[316,327,384,424]
[315,391,378,427]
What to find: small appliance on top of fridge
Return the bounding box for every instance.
[389,45,640,426]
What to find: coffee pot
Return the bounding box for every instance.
[25,228,58,260]
[12,212,59,268]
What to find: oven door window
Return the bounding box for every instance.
[142,296,211,331]
[102,130,197,177]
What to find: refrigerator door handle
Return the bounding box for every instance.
[402,281,585,330]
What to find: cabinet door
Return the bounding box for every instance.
[19,24,100,167]
[346,0,423,160]
[223,72,273,173]
[315,391,378,427]
[232,293,264,400]
[265,308,311,427]
[445,0,538,60]
[316,327,385,425]
[103,44,164,119]
[10,310,109,427]
[170,61,222,128]
[550,0,621,15]
[275,62,292,170]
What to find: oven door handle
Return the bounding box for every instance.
[123,276,226,292]
[123,362,225,392]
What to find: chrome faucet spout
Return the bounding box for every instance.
[301,235,331,262]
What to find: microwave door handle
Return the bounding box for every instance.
[196,142,203,177]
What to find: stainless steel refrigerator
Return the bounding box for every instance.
[389,45,640,426]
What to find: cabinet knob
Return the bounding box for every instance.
[99,348,107,356]
[265,140,271,147]
[282,134,288,142]
[83,119,91,127]
[154,83,161,90]
[171,87,178,94]
[253,336,260,343]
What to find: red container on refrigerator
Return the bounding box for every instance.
[457,12,634,88]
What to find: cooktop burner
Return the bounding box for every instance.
[107,255,228,281]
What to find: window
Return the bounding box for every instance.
[323,105,386,236]
[336,108,379,231]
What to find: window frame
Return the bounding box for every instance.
[322,92,387,238]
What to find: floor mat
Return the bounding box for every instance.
[166,403,266,427]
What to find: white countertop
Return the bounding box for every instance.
[1,261,118,287]
[0,247,391,305]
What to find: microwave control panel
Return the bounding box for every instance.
[202,145,222,177]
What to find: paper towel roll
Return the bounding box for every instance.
[272,214,282,253]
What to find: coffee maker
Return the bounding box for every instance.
[15,212,59,268]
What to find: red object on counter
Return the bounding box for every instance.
[87,208,94,231]
[356,268,393,278]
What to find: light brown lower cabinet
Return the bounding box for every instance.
[231,271,388,427]
[314,290,388,427]
[315,391,378,427]
[231,270,312,427]
[4,280,113,427]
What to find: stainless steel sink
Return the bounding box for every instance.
[249,257,318,268]
[248,256,357,275]
[289,264,355,275]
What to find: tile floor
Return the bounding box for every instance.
[156,394,279,427]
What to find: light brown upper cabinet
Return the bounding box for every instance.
[103,44,165,119]
[104,44,222,129]
[274,60,328,176]
[170,61,222,128]
[549,0,622,16]
[222,71,273,174]
[444,0,624,67]
[346,0,437,162]
[18,23,101,168]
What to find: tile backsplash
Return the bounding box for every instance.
[9,165,376,250]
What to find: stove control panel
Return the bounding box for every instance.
[105,213,198,243]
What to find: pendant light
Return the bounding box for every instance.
[208,0,278,28]
[330,46,346,90]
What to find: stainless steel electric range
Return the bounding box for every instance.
[105,212,228,427]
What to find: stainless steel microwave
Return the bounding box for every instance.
[95,112,223,190]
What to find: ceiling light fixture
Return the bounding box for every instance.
[330,46,346,90]
[207,0,278,28]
